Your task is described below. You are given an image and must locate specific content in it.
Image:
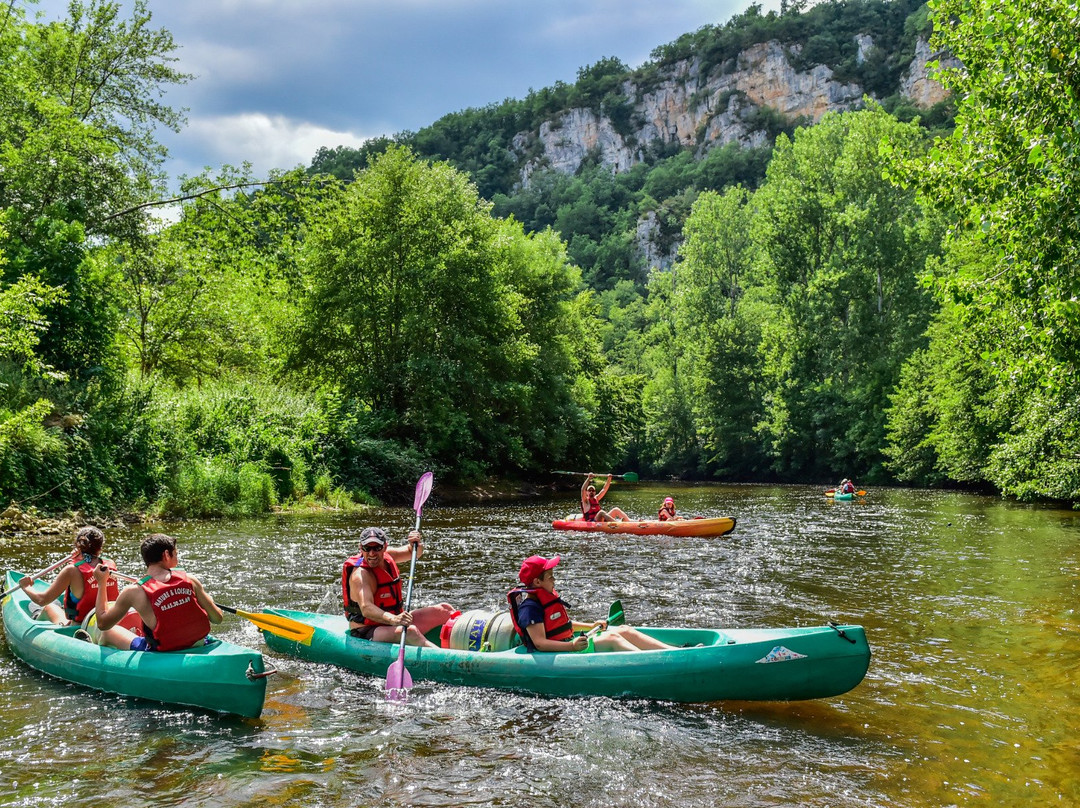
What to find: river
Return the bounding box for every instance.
[1,483,1078,807]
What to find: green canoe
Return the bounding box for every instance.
[2,570,269,718]
[261,608,871,702]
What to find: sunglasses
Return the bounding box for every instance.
[361,544,384,552]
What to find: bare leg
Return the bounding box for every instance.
[372,623,439,648]
[38,603,67,623]
[595,625,679,651]
[411,603,457,634]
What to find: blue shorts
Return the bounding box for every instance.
[130,636,149,651]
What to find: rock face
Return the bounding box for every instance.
[515,36,949,188]
[899,36,960,107]
[510,35,952,270]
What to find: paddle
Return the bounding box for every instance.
[608,599,625,626]
[554,470,640,483]
[2,554,74,598]
[826,489,867,497]
[386,470,434,699]
[108,570,315,645]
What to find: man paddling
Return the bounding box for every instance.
[92,533,222,651]
[343,527,456,647]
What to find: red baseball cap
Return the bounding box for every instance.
[519,555,560,584]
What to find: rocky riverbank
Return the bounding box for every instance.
[0,503,147,540]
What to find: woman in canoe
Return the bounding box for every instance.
[92,533,222,651]
[578,474,630,523]
[838,479,857,495]
[19,526,136,648]
[508,555,678,652]
[343,527,457,647]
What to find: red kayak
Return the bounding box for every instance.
[552,516,736,537]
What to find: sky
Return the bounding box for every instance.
[32,0,781,185]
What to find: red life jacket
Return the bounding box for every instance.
[342,554,403,625]
[507,587,573,649]
[658,505,676,521]
[139,569,211,652]
[64,555,119,623]
[583,494,601,521]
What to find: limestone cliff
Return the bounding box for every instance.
[513,36,949,189]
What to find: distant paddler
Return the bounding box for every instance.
[576,473,630,523]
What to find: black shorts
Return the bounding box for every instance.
[349,624,378,640]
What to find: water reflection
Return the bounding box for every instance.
[2,484,1079,806]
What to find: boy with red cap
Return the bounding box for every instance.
[507,555,679,652]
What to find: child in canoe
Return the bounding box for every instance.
[92,533,223,651]
[507,555,679,652]
[657,496,684,521]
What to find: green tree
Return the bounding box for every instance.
[288,146,589,479]
[0,0,189,239]
[752,106,940,479]
[885,0,1080,501]
[674,186,767,477]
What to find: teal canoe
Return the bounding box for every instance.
[830,491,855,500]
[2,570,269,718]
[261,608,871,702]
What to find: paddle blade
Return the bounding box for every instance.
[413,472,434,515]
[621,472,639,483]
[232,607,315,645]
[608,600,625,626]
[385,658,413,699]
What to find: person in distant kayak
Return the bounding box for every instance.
[92,533,222,651]
[839,479,856,494]
[657,496,683,521]
[579,474,630,523]
[343,527,457,647]
[507,555,679,652]
[20,526,136,647]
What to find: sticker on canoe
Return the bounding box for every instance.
[756,646,808,664]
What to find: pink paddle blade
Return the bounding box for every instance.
[385,659,413,699]
[413,471,433,515]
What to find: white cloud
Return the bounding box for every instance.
[176,113,375,177]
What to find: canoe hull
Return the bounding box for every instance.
[262,609,870,702]
[552,516,736,537]
[3,571,267,718]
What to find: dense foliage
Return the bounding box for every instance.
[882,0,1080,501]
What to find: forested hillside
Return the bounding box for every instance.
[2,0,1079,518]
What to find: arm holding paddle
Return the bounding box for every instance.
[17,551,79,610]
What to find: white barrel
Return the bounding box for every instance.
[483,611,521,652]
[447,609,495,651]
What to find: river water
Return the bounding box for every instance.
[1,483,1078,807]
